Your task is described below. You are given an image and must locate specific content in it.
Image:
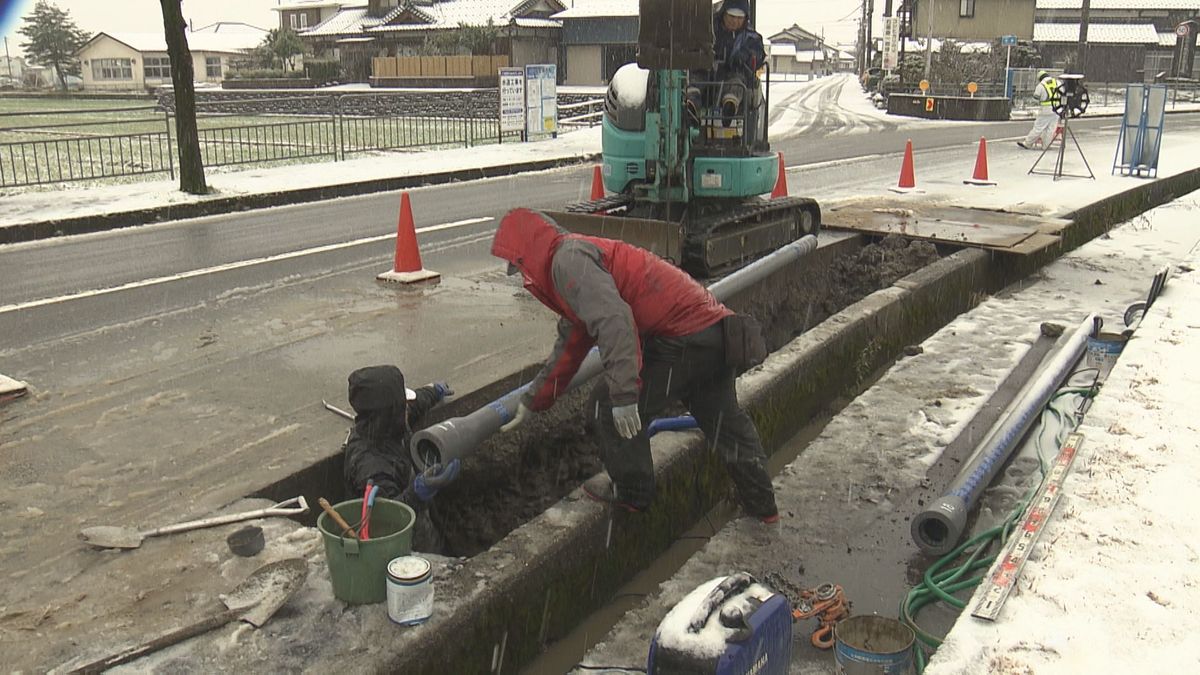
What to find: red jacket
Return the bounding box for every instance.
[492,208,731,410]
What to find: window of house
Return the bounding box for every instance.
[300,13,309,28]
[143,56,171,79]
[959,0,975,17]
[290,13,299,29]
[206,57,222,78]
[93,58,133,80]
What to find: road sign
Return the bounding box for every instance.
[971,433,1084,621]
[499,67,525,134]
[967,81,979,96]
[1177,23,1190,37]
[925,97,935,112]
[1001,35,1018,47]
[919,79,930,93]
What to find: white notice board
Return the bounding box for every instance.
[500,67,526,133]
[524,64,557,136]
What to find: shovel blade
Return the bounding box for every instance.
[221,558,308,627]
[79,525,144,549]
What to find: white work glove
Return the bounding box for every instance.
[612,403,642,440]
[501,402,531,432]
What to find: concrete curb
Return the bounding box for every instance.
[352,166,1200,674]
[0,154,599,245]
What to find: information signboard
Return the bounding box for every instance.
[524,64,558,137]
[499,67,525,133]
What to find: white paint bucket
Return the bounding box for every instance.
[386,555,433,626]
[1085,332,1127,373]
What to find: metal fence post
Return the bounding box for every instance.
[333,95,341,161]
[165,108,175,180]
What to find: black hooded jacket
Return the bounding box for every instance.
[713,0,765,82]
[342,365,440,506]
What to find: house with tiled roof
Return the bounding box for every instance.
[766,25,844,78]
[295,0,565,83]
[1032,0,1200,79]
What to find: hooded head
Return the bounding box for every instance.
[347,365,410,441]
[491,208,570,311]
[718,0,751,24]
[1037,69,1049,81]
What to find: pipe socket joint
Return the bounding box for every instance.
[911,495,968,557]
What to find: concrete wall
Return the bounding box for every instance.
[913,0,1035,40]
[564,45,602,85]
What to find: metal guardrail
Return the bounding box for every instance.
[0,93,532,189]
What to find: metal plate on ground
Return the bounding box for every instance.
[823,202,1067,254]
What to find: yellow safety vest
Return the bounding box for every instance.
[1040,78,1058,106]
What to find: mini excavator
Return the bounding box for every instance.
[549,0,820,277]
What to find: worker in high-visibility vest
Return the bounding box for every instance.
[1018,70,1060,149]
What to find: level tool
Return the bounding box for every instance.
[971,432,1084,621]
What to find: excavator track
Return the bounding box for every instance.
[683,197,821,276]
[564,193,635,214]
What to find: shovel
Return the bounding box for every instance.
[66,557,308,674]
[79,496,309,550]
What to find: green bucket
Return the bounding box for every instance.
[317,497,415,605]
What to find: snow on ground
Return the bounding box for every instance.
[0,126,601,228]
[926,205,1200,674]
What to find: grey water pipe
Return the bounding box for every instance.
[409,235,819,471]
[911,313,1097,556]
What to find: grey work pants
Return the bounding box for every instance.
[589,321,778,517]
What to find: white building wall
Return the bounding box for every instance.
[79,36,144,91]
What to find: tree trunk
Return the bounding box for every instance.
[159,0,207,195]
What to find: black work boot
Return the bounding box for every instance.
[582,475,646,513]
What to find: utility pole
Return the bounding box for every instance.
[860,0,869,75]
[865,0,876,70]
[1077,0,1091,75]
[4,37,11,80]
[924,0,935,82]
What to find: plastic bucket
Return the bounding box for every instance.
[1085,332,1127,372]
[317,497,415,605]
[834,615,916,675]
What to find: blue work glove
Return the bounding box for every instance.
[612,403,642,440]
[412,459,461,502]
[431,381,454,400]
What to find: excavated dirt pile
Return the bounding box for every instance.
[433,236,942,557]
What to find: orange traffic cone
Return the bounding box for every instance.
[893,139,916,191]
[377,192,440,284]
[771,152,789,198]
[964,137,996,186]
[590,165,605,201]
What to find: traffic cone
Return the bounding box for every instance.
[893,139,916,191]
[377,192,440,284]
[964,137,996,186]
[771,152,789,198]
[590,165,605,201]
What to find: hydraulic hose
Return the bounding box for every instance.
[911,314,1096,556]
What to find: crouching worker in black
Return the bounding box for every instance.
[342,365,458,554]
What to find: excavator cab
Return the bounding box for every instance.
[555,0,819,276]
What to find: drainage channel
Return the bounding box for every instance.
[189,168,1200,675]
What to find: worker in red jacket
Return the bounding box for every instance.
[491,208,779,523]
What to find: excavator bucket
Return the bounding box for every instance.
[545,211,684,264]
[637,0,714,71]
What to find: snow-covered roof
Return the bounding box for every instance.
[307,0,563,36]
[794,51,826,63]
[302,8,371,36]
[1037,0,1200,8]
[1034,22,1161,43]
[552,0,638,18]
[82,31,261,55]
[271,0,359,11]
[770,43,797,57]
